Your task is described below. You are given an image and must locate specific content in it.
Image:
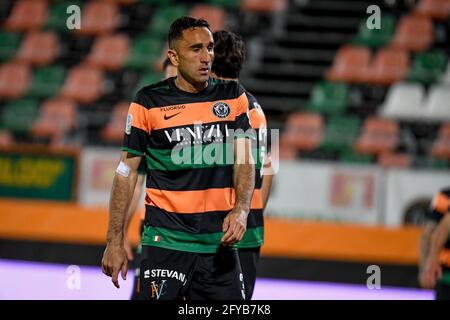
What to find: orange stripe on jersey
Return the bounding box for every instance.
[249,108,267,130]
[148,98,248,131]
[129,102,151,133]
[251,189,263,210]
[145,188,236,213]
[432,193,449,214]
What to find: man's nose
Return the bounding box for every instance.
[200,48,212,63]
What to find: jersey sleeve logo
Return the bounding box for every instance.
[212,102,230,118]
[125,114,133,135]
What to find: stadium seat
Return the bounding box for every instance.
[86,34,130,71]
[101,101,129,143]
[126,37,164,70]
[30,98,77,141]
[414,0,450,21]
[0,31,21,61]
[352,14,396,48]
[340,149,373,164]
[0,62,31,99]
[378,152,411,168]
[134,72,164,95]
[0,130,14,147]
[60,65,104,104]
[189,5,226,32]
[407,50,448,85]
[0,99,38,132]
[27,65,66,98]
[240,0,288,12]
[425,85,450,121]
[379,82,425,120]
[3,0,48,32]
[16,31,60,67]
[354,117,399,155]
[207,0,240,9]
[325,46,371,83]
[390,15,433,52]
[75,1,120,36]
[366,48,409,85]
[305,82,348,115]
[320,116,361,151]
[145,6,188,39]
[282,112,324,151]
[431,123,450,159]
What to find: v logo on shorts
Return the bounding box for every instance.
[151,280,167,300]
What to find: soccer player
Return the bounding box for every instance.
[419,188,450,299]
[124,57,178,300]
[102,17,255,300]
[211,30,273,299]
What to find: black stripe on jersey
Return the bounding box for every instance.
[135,78,246,109]
[144,205,264,234]
[122,126,148,155]
[146,166,233,191]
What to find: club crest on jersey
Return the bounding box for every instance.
[212,102,230,118]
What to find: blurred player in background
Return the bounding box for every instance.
[124,57,177,300]
[211,30,273,300]
[419,188,450,299]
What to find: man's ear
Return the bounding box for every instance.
[167,49,179,67]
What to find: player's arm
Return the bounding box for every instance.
[123,173,145,260]
[222,137,255,246]
[102,152,141,288]
[423,214,450,288]
[418,220,436,287]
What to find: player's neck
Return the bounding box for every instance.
[174,75,208,93]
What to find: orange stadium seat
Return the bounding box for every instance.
[282,112,324,151]
[378,152,411,168]
[190,5,226,32]
[241,0,288,12]
[390,15,433,52]
[0,62,31,99]
[0,130,14,147]
[414,0,450,21]
[76,1,120,36]
[325,46,371,83]
[366,48,410,85]
[60,65,104,104]
[431,123,450,159]
[30,98,77,142]
[354,117,399,155]
[101,101,129,143]
[3,0,48,32]
[85,34,130,71]
[16,31,59,67]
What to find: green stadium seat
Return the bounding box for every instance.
[320,116,361,151]
[353,14,395,48]
[207,0,240,9]
[407,50,448,85]
[145,6,188,38]
[27,65,66,98]
[0,32,21,61]
[133,72,164,96]
[305,82,348,115]
[137,0,173,6]
[126,36,164,70]
[0,99,38,132]
[45,1,82,33]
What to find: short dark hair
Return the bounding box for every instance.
[168,16,210,49]
[211,31,245,79]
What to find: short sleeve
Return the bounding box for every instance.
[428,191,450,223]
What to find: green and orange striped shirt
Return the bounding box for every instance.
[122,77,262,253]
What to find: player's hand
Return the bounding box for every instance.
[422,256,442,289]
[123,238,134,261]
[221,208,248,246]
[101,243,128,288]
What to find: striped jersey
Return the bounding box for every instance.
[122,77,259,253]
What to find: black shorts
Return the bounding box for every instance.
[137,245,246,300]
[238,247,260,300]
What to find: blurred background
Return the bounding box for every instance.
[1,0,450,299]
